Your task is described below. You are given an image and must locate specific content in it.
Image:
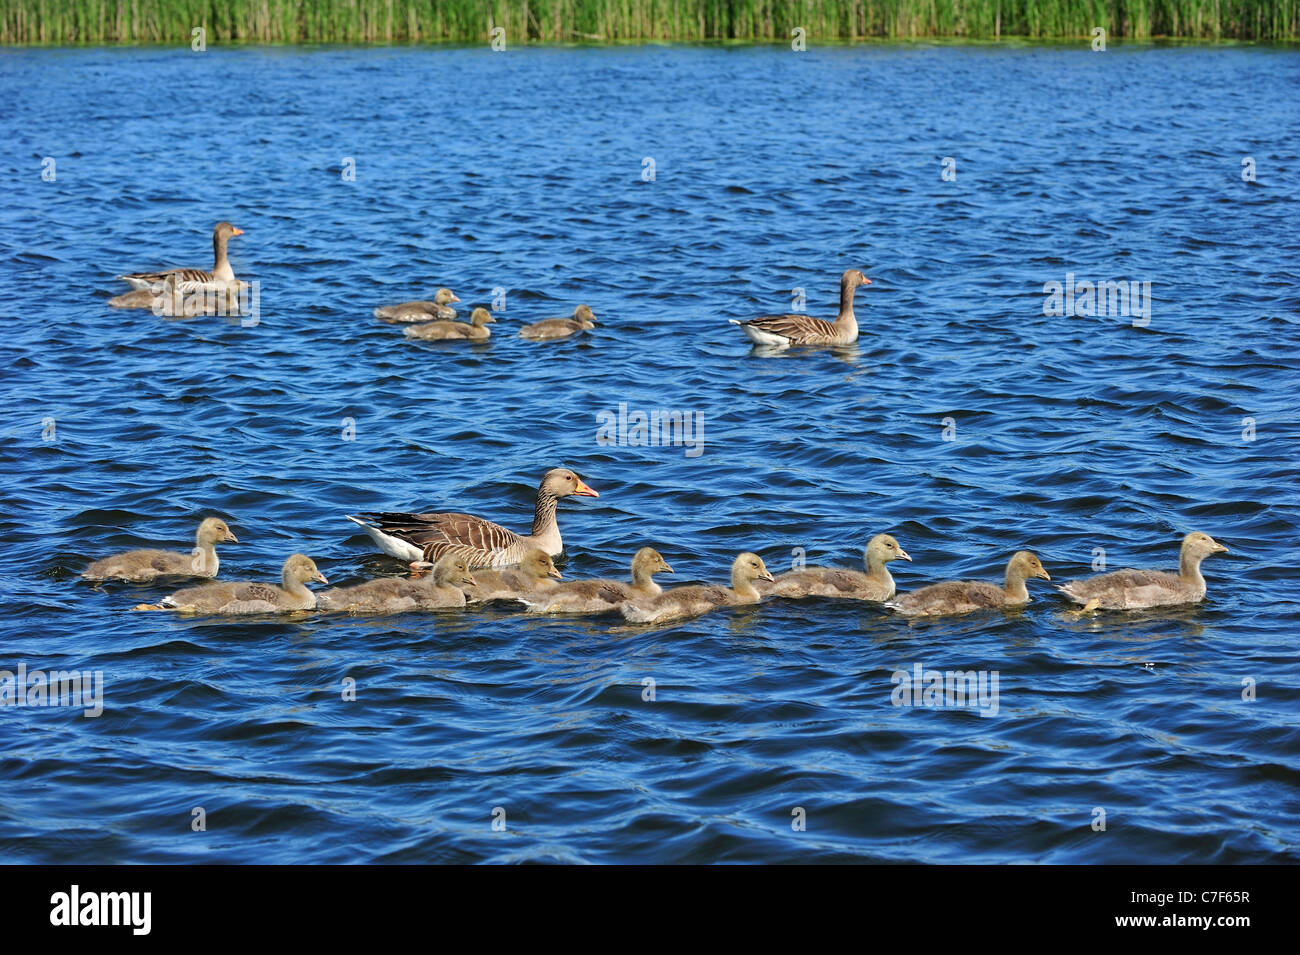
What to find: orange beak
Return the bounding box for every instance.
[232,228,244,235]
[574,478,599,498]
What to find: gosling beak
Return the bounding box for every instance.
[662,561,674,574]
[316,571,329,584]
[449,293,460,303]
[225,531,239,543]
[760,569,775,582]
[463,574,477,586]
[549,568,563,580]
[1039,569,1051,581]
[232,228,244,236]
[1215,543,1229,554]
[897,548,912,562]
[573,478,599,498]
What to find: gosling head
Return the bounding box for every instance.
[865,533,910,566]
[435,555,477,588]
[434,287,460,306]
[1007,550,1050,583]
[521,549,563,581]
[732,552,774,586]
[540,468,599,499]
[197,517,238,545]
[631,547,673,578]
[1182,531,1229,560]
[470,307,496,326]
[285,554,328,586]
[573,304,596,326]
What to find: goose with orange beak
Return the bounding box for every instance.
[117,221,244,294]
[347,468,599,569]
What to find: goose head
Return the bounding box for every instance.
[214,221,244,242]
[434,555,477,588]
[197,517,238,546]
[865,533,910,568]
[520,549,563,581]
[1181,531,1229,561]
[731,552,774,588]
[541,468,599,499]
[470,307,496,327]
[1006,550,1050,585]
[283,554,328,587]
[631,547,673,579]
[840,268,871,290]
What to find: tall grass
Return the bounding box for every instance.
[0,0,1295,43]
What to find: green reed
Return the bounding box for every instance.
[0,0,1295,44]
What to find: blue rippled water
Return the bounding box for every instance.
[0,43,1297,864]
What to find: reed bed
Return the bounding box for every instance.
[0,0,1295,44]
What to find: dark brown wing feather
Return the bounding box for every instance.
[356,510,521,562]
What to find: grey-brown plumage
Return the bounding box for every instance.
[83,517,238,583]
[374,288,459,322]
[887,550,1050,617]
[1056,532,1228,610]
[620,552,773,624]
[461,549,562,604]
[404,307,496,341]
[118,222,243,294]
[108,278,248,315]
[318,554,476,614]
[522,547,673,614]
[346,468,599,568]
[758,533,910,601]
[729,269,870,347]
[150,554,327,614]
[518,305,596,341]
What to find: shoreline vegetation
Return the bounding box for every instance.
[1,1,1297,45]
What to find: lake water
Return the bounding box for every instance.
[1,43,1297,863]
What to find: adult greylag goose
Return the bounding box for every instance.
[461,549,562,603]
[758,533,910,601]
[887,551,1050,617]
[141,554,327,614]
[318,554,476,614]
[84,517,238,583]
[522,547,674,614]
[1057,532,1229,611]
[374,288,459,323]
[404,307,496,341]
[347,468,599,568]
[620,552,772,624]
[518,305,596,341]
[729,269,870,347]
[118,222,243,294]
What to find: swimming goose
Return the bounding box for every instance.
[461,549,562,603]
[144,554,327,614]
[522,547,673,614]
[404,307,496,341]
[887,551,1050,617]
[318,554,476,613]
[118,222,244,294]
[1057,532,1228,611]
[729,269,870,347]
[620,552,772,624]
[374,288,460,323]
[347,468,599,568]
[84,517,238,583]
[758,533,910,601]
[518,305,596,341]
